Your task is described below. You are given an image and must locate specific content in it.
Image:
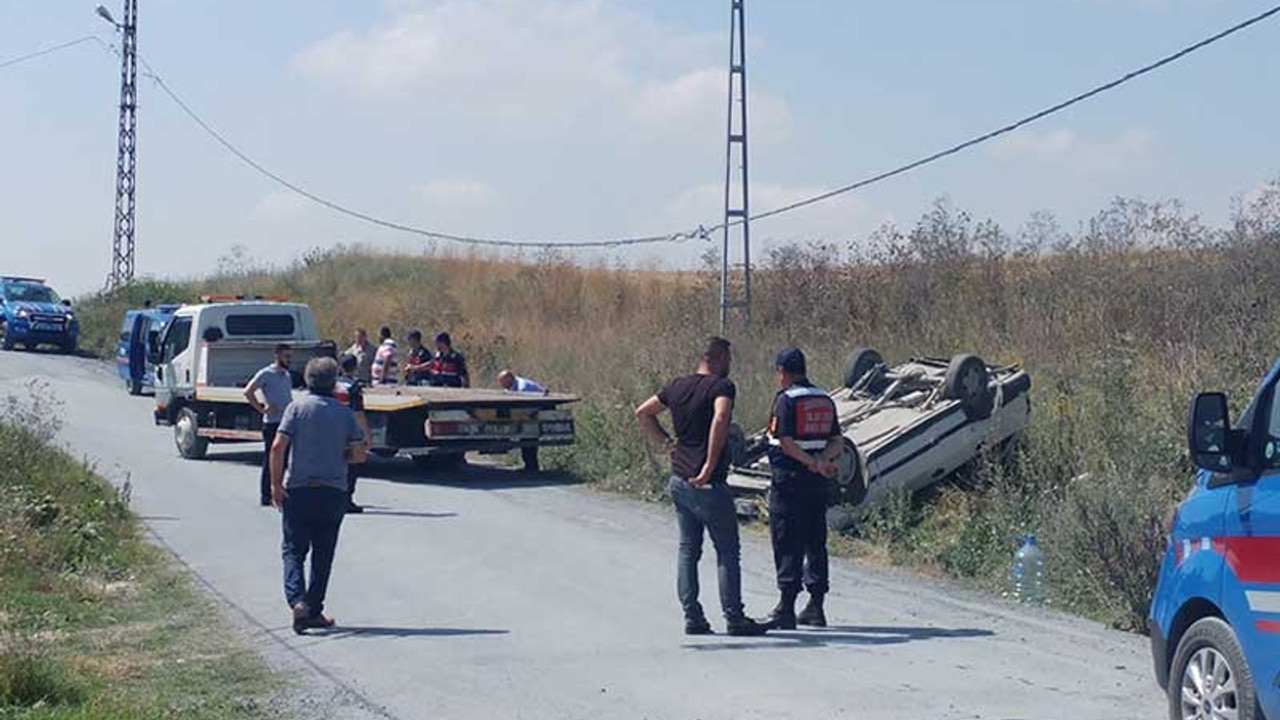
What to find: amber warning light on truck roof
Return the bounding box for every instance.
[199,294,289,304]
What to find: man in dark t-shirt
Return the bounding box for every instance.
[635,337,770,637]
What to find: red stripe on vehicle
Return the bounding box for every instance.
[1221,537,1280,584]
[1256,619,1280,634]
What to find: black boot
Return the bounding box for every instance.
[767,591,798,630]
[684,616,714,636]
[725,615,770,637]
[797,592,827,627]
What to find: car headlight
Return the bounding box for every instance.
[14,308,28,318]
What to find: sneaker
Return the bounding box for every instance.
[767,602,797,631]
[346,503,364,514]
[797,596,827,628]
[684,618,714,636]
[725,617,771,637]
[299,613,336,631]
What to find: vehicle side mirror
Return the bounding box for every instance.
[1188,392,1233,474]
[61,299,72,308]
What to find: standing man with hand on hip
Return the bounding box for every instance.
[344,328,376,385]
[634,337,770,637]
[245,344,295,507]
[765,347,844,629]
[269,357,366,634]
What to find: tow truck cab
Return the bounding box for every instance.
[0,276,78,354]
[1150,361,1280,719]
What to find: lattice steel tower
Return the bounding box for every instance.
[719,0,751,332]
[102,0,138,290]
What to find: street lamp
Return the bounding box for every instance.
[95,4,118,28]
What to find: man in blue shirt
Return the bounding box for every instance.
[497,370,546,394]
[245,344,294,507]
[270,357,365,634]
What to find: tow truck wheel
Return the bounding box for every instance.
[944,354,994,420]
[843,348,887,392]
[1168,617,1258,720]
[174,408,209,460]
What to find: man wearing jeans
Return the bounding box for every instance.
[270,357,365,634]
[245,344,294,507]
[634,337,770,637]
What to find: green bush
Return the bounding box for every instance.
[0,647,83,708]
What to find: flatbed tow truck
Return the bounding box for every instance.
[150,298,577,464]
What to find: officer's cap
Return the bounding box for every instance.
[776,347,807,375]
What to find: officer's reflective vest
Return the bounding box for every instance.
[334,376,359,408]
[769,385,837,451]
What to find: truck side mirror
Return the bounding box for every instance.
[1188,392,1233,473]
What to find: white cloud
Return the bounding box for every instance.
[293,0,791,141]
[990,127,1155,175]
[252,191,311,220]
[418,179,497,206]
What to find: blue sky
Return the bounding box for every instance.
[6,0,1280,294]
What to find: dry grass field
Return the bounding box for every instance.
[75,180,1280,629]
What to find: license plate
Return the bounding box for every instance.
[481,423,517,436]
[540,421,574,436]
[32,323,61,333]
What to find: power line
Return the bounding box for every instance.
[83,3,1280,248]
[0,35,102,71]
[141,61,707,250]
[747,2,1280,225]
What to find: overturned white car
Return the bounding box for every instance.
[726,349,1032,509]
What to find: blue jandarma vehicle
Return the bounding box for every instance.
[0,276,78,354]
[116,304,181,395]
[1150,363,1280,720]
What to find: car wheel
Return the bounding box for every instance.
[174,407,209,460]
[0,321,10,351]
[1167,617,1258,720]
[943,354,994,421]
[843,348,887,392]
[60,341,76,356]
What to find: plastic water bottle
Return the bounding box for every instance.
[1012,533,1046,605]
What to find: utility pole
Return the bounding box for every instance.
[98,1,138,290]
[719,0,751,333]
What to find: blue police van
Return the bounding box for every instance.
[0,276,78,354]
[1150,363,1280,720]
[116,304,180,395]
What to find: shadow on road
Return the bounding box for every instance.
[315,626,510,639]
[200,451,581,491]
[355,508,459,519]
[685,624,994,651]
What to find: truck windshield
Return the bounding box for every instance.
[4,282,59,304]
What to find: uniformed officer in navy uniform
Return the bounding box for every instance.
[427,332,470,388]
[765,347,844,629]
[336,354,372,514]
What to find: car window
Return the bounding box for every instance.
[3,283,59,304]
[1264,384,1280,468]
[160,317,193,362]
[225,314,295,337]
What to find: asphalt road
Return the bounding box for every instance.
[0,350,1166,720]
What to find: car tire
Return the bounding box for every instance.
[60,341,76,356]
[830,438,867,507]
[843,348,888,392]
[0,321,10,351]
[1167,617,1258,720]
[943,354,994,420]
[174,407,209,460]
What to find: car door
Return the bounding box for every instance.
[1221,382,1280,715]
[154,315,193,409]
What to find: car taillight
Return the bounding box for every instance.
[427,421,464,437]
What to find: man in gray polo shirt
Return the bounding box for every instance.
[245,344,295,507]
[269,356,365,634]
